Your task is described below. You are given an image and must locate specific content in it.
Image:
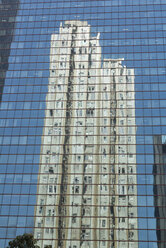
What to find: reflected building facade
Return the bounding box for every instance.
[0,0,19,102]
[34,20,138,248]
[1,1,166,247]
[153,135,166,248]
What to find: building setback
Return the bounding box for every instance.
[34,20,138,248]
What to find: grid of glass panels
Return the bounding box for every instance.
[0,0,166,248]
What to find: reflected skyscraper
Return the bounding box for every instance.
[1,1,166,247]
[34,20,138,248]
[153,135,166,248]
[0,0,19,102]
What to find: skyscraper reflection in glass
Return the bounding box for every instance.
[0,1,166,248]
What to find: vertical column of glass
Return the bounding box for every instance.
[99,59,117,248]
[82,33,102,248]
[34,23,72,248]
[115,62,138,248]
[57,23,76,248]
[66,21,90,248]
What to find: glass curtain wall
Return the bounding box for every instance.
[0,0,166,248]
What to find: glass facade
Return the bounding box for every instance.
[0,0,166,247]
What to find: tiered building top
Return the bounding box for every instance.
[34,20,138,248]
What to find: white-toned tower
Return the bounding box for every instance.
[101,59,138,248]
[34,20,138,248]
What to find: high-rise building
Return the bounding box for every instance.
[1,1,166,248]
[34,20,138,248]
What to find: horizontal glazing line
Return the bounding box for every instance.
[1,0,165,7]
[0,226,162,231]
[0,238,163,243]
[1,40,166,49]
[0,153,152,157]
[0,120,162,124]
[0,147,155,150]
[0,183,163,187]
[0,98,158,101]
[1,106,141,109]
[0,64,164,68]
[3,11,166,19]
[0,215,161,218]
[0,107,160,111]
[0,213,163,219]
[0,66,165,70]
[0,86,164,90]
[0,145,147,148]
[0,193,161,197]
[0,59,166,66]
[1,22,166,33]
[0,118,162,122]
[0,86,161,90]
[1,74,164,79]
[0,171,161,174]
[0,204,160,208]
[0,150,138,153]
[2,2,166,11]
[0,166,140,170]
